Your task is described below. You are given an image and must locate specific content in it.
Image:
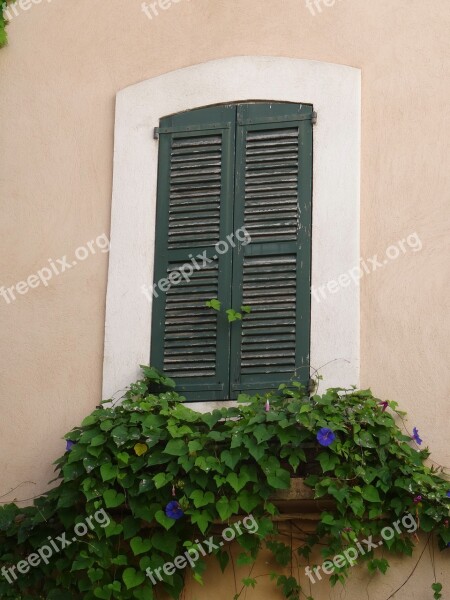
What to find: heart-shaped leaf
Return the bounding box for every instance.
[134,443,148,457]
[130,536,153,556]
[102,489,125,508]
[122,567,145,590]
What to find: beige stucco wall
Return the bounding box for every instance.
[0,0,449,597]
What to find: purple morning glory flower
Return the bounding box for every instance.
[66,440,76,452]
[379,401,389,412]
[165,501,184,520]
[413,495,422,504]
[412,427,422,445]
[317,427,336,447]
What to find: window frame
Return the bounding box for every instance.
[103,56,361,410]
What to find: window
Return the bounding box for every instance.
[103,57,360,403]
[150,102,314,401]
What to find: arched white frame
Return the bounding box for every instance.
[103,56,361,408]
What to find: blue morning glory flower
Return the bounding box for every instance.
[66,440,76,452]
[317,427,336,447]
[412,427,422,445]
[446,491,450,498]
[165,501,184,520]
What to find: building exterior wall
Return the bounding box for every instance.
[0,0,449,597]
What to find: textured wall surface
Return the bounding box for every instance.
[0,0,449,597]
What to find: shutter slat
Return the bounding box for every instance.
[167,131,223,251]
[239,254,297,375]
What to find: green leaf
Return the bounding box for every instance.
[243,436,265,461]
[238,490,260,513]
[188,440,203,453]
[104,519,123,538]
[267,469,290,490]
[190,510,211,534]
[100,419,115,432]
[356,431,377,448]
[153,472,171,489]
[62,462,85,481]
[122,516,141,540]
[100,463,119,482]
[216,497,239,521]
[71,555,95,571]
[205,298,221,311]
[123,568,145,590]
[103,489,125,508]
[216,549,230,572]
[111,555,128,566]
[111,425,129,446]
[252,424,273,444]
[130,536,153,556]
[226,308,242,322]
[321,513,335,525]
[151,530,178,556]
[117,452,130,464]
[164,439,188,456]
[88,567,104,582]
[221,449,240,469]
[154,510,176,530]
[93,587,112,599]
[201,410,223,428]
[190,490,215,508]
[226,472,251,493]
[91,434,107,447]
[242,577,257,588]
[317,452,340,473]
[81,414,99,427]
[362,485,381,503]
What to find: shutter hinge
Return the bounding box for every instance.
[153,127,160,140]
[311,111,318,125]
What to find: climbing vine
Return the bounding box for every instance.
[0,2,8,48]
[0,365,449,599]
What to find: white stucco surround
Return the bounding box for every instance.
[103,56,361,404]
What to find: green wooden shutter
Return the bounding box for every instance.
[150,105,236,401]
[229,103,313,397]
